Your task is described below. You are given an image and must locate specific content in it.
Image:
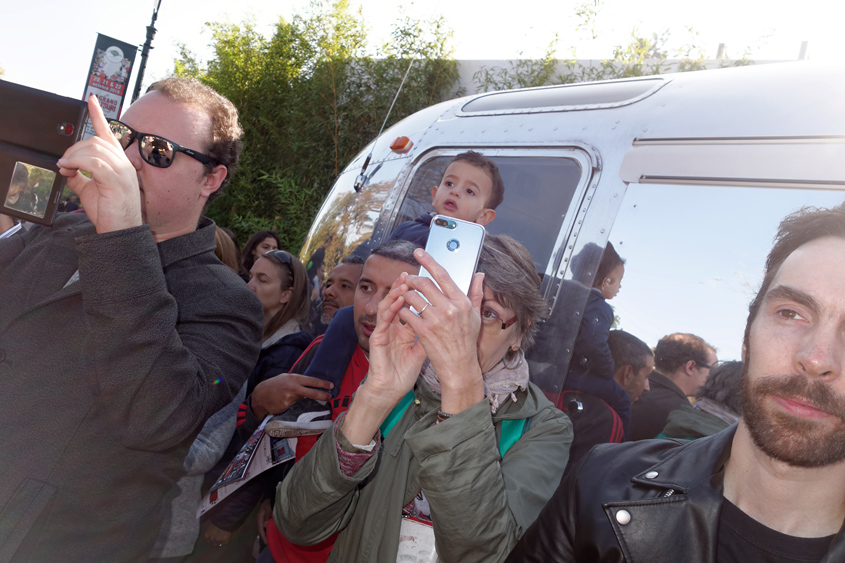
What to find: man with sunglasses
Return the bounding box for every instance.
[0,78,263,562]
[628,332,718,440]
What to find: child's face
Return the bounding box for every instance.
[431,161,496,225]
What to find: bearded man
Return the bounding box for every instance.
[507,203,845,563]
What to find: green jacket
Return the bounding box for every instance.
[275,377,572,562]
[659,403,731,440]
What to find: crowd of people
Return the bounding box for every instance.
[1,77,844,563]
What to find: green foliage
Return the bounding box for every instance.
[474,0,758,91]
[173,0,459,252]
[473,36,561,92]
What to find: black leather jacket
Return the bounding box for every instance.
[507,425,845,562]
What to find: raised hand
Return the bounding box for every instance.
[57,95,142,234]
[363,272,427,404]
[341,273,426,445]
[399,248,485,415]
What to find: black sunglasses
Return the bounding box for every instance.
[108,120,217,169]
[265,250,293,265]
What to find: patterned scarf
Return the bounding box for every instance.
[419,354,530,414]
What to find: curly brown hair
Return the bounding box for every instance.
[146,77,243,201]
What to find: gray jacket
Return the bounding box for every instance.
[275,378,572,562]
[0,214,263,562]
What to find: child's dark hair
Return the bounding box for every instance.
[447,151,505,210]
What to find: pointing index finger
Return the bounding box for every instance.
[87,95,120,147]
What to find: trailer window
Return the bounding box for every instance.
[392,153,585,276]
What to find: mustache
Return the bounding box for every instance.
[321,298,341,311]
[749,374,845,420]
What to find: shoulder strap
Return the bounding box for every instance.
[380,391,415,437]
[499,417,532,459]
[380,392,532,458]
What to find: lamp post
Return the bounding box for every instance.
[131,0,163,103]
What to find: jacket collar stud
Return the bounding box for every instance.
[615,510,632,525]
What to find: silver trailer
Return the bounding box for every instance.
[299,61,845,402]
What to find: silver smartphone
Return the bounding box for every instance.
[413,215,486,313]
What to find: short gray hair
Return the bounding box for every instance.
[476,234,547,355]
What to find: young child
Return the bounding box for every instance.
[265,151,505,437]
[390,150,504,245]
[563,241,633,437]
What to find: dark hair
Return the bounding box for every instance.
[306,247,326,279]
[241,230,281,275]
[146,77,243,200]
[654,332,716,374]
[11,164,29,188]
[608,330,653,374]
[369,239,421,268]
[261,250,309,339]
[745,203,845,350]
[340,254,366,266]
[214,226,240,273]
[593,241,625,290]
[696,360,743,415]
[569,242,603,286]
[477,234,547,355]
[447,151,505,210]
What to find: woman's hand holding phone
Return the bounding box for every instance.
[399,248,485,415]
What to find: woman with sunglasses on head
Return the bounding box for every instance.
[177,250,315,561]
[273,235,572,563]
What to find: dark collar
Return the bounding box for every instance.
[157,217,216,268]
[630,424,735,494]
[649,370,688,402]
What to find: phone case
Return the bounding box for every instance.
[418,214,486,299]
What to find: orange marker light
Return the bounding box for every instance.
[390,136,413,154]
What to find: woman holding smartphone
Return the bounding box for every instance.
[273,235,572,563]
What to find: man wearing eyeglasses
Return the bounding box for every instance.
[628,332,718,441]
[0,78,263,562]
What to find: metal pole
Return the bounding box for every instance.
[131,0,163,103]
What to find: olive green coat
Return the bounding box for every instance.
[275,378,572,562]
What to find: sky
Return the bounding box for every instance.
[2,0,842,358]
[1,0,839,99]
